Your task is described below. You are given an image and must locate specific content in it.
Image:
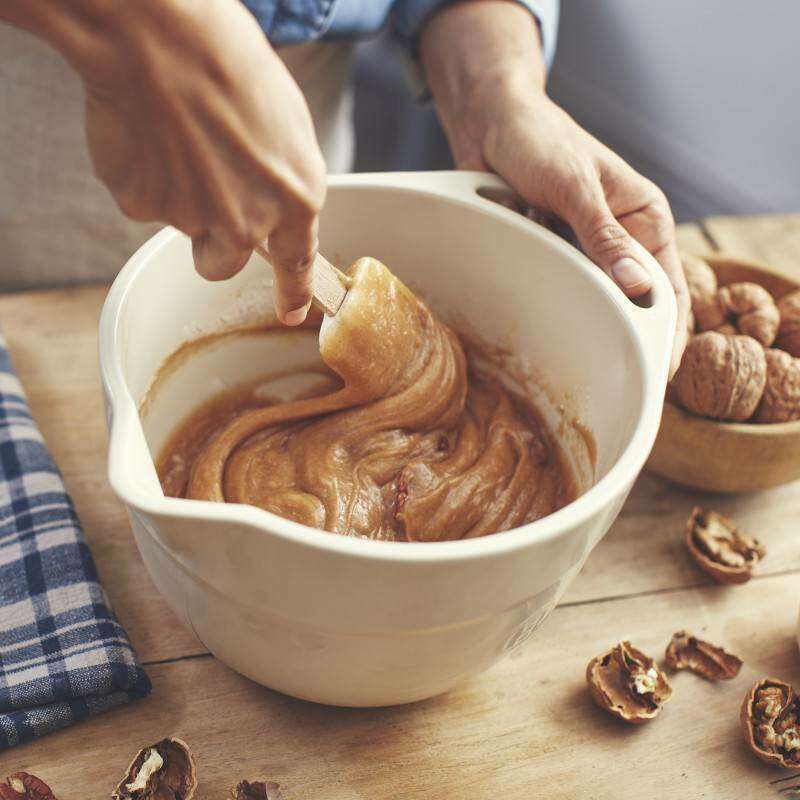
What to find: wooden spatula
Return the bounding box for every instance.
[255,244,349,316]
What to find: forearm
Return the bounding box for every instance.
[0,0,111,63]
[419,0,546,164]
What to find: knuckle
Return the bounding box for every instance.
[114,191,150,223]
[644,185,676,236]
[586,218,630,261]
[227,221,258,251]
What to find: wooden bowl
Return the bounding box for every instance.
[646,255,800,493]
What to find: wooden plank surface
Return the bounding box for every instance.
[7,574,799,799]
[704,214,800,272]
[1,218,800,799]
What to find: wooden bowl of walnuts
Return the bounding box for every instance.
[647,254,800,493]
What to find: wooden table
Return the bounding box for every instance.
[1,215,799,799]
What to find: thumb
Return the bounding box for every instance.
[563,183,652,297]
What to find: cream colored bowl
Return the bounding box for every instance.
[100,171,675,706]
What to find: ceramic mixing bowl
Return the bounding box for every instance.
[100,171,676,706]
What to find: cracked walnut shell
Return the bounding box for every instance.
[664,631,742,680]
[0,775,57,800]
[716,282,780,346]
[586,640,672,724]
[113,738,196,800]
[681,254,726,331]
[741,678,800,770]
[671,331,766,421]
[686,507,765,584]
[231,782,284,800]
[777,289,800,357]
[755,348,800,424]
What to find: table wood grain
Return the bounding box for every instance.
[1,218,799,799]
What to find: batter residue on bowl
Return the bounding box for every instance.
[157,257,576,541]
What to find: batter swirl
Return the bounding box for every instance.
[158,257,574,541]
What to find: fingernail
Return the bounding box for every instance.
[283,304,309,326]
[611,257,651,290]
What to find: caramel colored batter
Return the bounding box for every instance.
[157,257,575,541]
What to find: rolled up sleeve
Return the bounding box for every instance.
[392,0,559,69]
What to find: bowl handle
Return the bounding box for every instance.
[338,170,677,386]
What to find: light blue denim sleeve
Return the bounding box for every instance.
[391,0,559,69]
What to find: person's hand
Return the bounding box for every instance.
[4,0,326,324]
[421,0,690,374]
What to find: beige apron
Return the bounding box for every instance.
[0,24,354,292]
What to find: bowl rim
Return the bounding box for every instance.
[663,399,800,435]
[100,171,676,565]
[673,251,800,434]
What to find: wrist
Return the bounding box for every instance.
[420,0,547,165]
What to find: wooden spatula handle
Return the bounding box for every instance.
[255,244,349,316]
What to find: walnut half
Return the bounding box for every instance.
[686,507,766,584]
[664,631,742,681]
[113,738,197,800]
[586,641,672,724]
[0,775,57,800]
[231,781,284,800]
[741,678,800,770]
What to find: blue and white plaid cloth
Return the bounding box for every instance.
[0,335,150,749]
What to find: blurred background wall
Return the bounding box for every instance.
[352,0,800,222]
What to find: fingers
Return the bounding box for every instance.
[607,176,690,376]
[650,240,691,378]
[556,175,653,297]
[192,230,252,282]
[267,211,319,326]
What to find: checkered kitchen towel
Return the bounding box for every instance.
[0,335,150,748]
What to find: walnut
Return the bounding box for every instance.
[681,254,726,330]
[671,331,766,421]
[686,507,766,584]
[664,631,742,680]
[586,640,672,724]
[113,738,196,800]
[741,678,800,770]
[0,775,57,800]
[231,781,284,800]
[716,282,780,346]
[755,348,800,423]
[777,288,800,357]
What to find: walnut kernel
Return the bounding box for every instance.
[664,631,742,680]
[586,640,672,724]
[686,507,765,584]
[717,282,780,346]
[755,348,800,424]
[231,781,284,800]
[113,738,197,800]
[671,331,766,421]
[741,678,800,770]
[777,288,800,357]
